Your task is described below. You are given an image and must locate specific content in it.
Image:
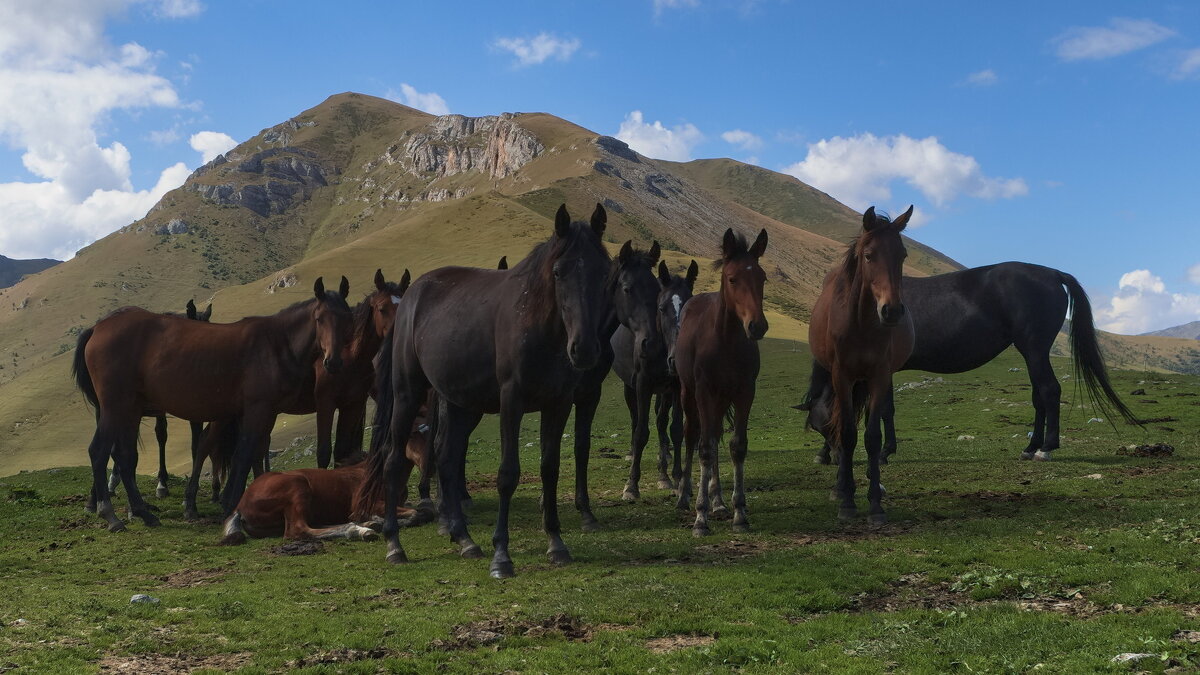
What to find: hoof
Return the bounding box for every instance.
[710,504,730,518]
[829,490,841,502]
[490,561,515,579]
[622,488,638,502]
[1033,450,1052,461]
[732,521,751,534]
[580,518,601,534]
[692,525,711,538]
[461,544,484,559]
[837,506,858,521]
[360,529,379,542]
[657,479,674,490]
[140,513,162,527]
[867,513,887,528]
[814,453,831,465]
[84,503,97,514]
[386,550,409,565]
[675,497,691,511]
[547,548,573,565]
[183,509,201,522]
[1019,450,1035,461]
[879,455,889,466]
[436,522,450,536]
[156,486,170,498]
[107,520,127,533]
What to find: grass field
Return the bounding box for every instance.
[1,340,1198,673]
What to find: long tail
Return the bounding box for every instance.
[1059,272,1140,426]
[220,511,247,546]
[72,327,98,414]
[352,327,395,520]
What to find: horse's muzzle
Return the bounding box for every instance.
[745,318,768,341]
[568,337,600,370]
[323,355,343,373]
[879,303,906,326]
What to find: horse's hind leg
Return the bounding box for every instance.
[572,382,602,531]
[113,421,160,527]
[540,401,574,565]
[676,385,699,510]
[154,414,170,497]
[1021,351,1061,461]
[832,373,859,521]
[434,402,482,558]
[88,423,123,531]
[654,392,674,490]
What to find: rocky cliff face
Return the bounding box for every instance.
[370,113,543,181]
[189,147,331,217]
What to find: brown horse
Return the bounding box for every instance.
[808,206,914,526]
[220,416,433,544]
[73,277,353,531]
[672,228,768,537]
[182,270,410,520]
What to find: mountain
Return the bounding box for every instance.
[0,91,1190,473]
[0,255,59,289]
[1144,321,1200,341]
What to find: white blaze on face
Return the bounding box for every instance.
[672,295,683,327]
[391,295,402,305]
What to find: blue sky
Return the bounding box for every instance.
[1,0,1198,334]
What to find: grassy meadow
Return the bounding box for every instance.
[1,339,1198,673]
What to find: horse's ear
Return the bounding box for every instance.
[497,256,508,270]
[686,260,700,289]
[374,268,386,291]
[891,205,914,232]
[721,228,738,260]
[657,260,671,285]
[186,299,197,320]
[862,206,877,232]
[313,277,326,299]
[201,304,213,321]
[339,276,350,299]
[648,240,661,266]
[554,204,571,238]
[750,229,768,258]
[618,240,633,263]
[590,203,607,236]
[399,269,411,294]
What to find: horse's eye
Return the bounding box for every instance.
[622,285,632,294]
[553,267,561,278]
[864,254,874,262]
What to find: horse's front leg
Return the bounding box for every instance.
[881,387,898,463]
[623,373,653,501]
[729,388,755,533]
[692,394,724,537]
[541,401,573,565]
[676,384,699,510]
[572,381,602,531]
[490,391,523,579]
[832,372,859,521]
[219,412,275,518]
[314,391,337,469]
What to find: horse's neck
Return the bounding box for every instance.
[836,270,877,330]
[348,302,381,363]
[714,290,744,340]
[276,302,318,366]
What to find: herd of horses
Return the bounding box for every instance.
[70,203,1138,578]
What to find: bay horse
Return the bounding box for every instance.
[801,262,1140,463]
[358,203,611,578]
[73,277,353,531]
[220,414,433,544]
[808,206,914,526]
[182,270,410,520]
[672,228,768,536]
[613,259,699,500]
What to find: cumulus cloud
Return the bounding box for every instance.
[1053,18,1174,61]
[1095,268,1200,334]
[384,83,450,116]
[616,111,704,162]
[782,133,1027,211]
[964,69,998,86]
[1188,263,1200,285]
[492,33,580,67]
[0,0,199,260]
[721,129,762,151]
[1173,48,1200,80]
[654,0,700,14]
[189,131,237,163]
[154,0,204,18]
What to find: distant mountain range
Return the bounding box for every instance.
[0,255,59,289]
[1144,321,1200,340]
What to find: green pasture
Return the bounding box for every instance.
[1,339,1198,673]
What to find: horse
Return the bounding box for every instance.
[497,256,508,270]
[73,277,354,531]
[220,414,433,544]
[358,203,611,578]
[613,259,699,500]
[808,206,914,526]
[91,299,212,510]
[182,270,410,521]
[800,261,1140,463]
[672,228,768,537]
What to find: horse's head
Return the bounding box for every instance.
[185,299,213,322]
[497,256,508,270]
[657,259,698,375]
[611,240,664,369]
[718,228,769,340]
[312,276,354,373]
[854,206,912,327]
[549,203,611,370]
[367,268,412,339]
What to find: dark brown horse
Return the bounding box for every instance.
[613,259,699,500]
[182,270,410,520]
[672,228,768,536]
[809,206,914,526]
[359,204,611,577]
[801,261,1139,463]
[73,278,353,530]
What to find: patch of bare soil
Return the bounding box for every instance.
[1117,443,1175,458]
[97,652,252,673]
[645,634,716,653]
[1174,630,1200,643]
[268,540,323,556]
[1016,593,1106,618]
[694,539,776,558]
[848,573,963,613]
[156,566,227,589]
[55,494,86,506]
[433,614,624,651]
[56,514,98,530]
[285,647,398,668]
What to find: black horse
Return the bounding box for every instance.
[358,204,612,578]
[801,262,1139,462]
[613,259,698,500]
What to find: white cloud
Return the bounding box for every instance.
[189,130,237,163]
[154,0,203,18]
[1053,18,1174,62]
[721,129,762,151]
[654,0,699,14]
[493,33,580,67]
[782,133,1028,211]
[964,69,998,86]
[384,83,450,116]
[1173,48,1200,80]
[0,0,199,260]
[1188,263,1200,285]
[1095,268,1200,334]
[147,127,181,145]
[616,111,704,162]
